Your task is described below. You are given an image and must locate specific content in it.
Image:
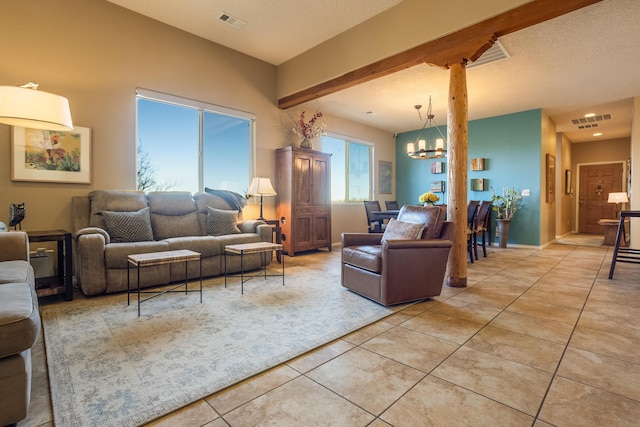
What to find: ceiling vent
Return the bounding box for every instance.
[571,114,612,127]
[218,12,246,29]
[467,40,510,69]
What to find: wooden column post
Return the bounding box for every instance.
[446,62,469,287]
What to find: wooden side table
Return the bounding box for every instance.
[263,220,282,263]
[598,219,628,246]
[28,229,73,301]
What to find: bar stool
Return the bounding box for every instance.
[608,210,640,279]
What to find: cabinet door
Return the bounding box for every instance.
[293,210,313,251]
[312,210,331,248]
[312,154,330,206]
[294,153,313,206]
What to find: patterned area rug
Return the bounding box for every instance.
[556,233,604,247]
[41,257,400,427]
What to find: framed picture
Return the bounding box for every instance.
[430,180,445,193]
[471,178,486,191]
[11,126,91,184]
[379,160,392,194]
[546,153,555,203]
[471,158,485,171]
[565,169,573,194]
[431,161,444,174]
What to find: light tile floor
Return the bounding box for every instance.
[21,241,640,426]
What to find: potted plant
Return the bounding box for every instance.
[491,186,523,248]
[291,110,326,149]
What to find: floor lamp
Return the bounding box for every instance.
[248,177,277,221]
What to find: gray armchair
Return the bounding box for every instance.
[341,205,454,306]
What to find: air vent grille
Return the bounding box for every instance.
[467,40,510,69]
[219,12,246,29]
[571,114,612,127]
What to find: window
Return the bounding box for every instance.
[136,89,253,194]
[322,134,372,203]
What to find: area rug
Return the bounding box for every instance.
[556,233,604,247]
[41,261,401,427]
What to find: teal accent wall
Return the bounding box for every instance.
[396,109,542,246]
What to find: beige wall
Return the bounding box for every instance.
[558,132,574,235]
[0,0,395,239]
[572,138,631,165]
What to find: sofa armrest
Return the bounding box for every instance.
[73,227,111,244]
[75,231,109,295]
[0,231,29,262]
[341,232,383,247]
[237,220,263,233]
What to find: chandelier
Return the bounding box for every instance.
[406,96,447,159]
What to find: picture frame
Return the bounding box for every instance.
[546,153,555,203]
[471,178,486,191]
[431,161,444,174]
[430,180,445,193]
[565,169,573,194]
[471,158,485,171]
[379,160,392,194]
[11,126,91,184]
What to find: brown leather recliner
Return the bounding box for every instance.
[341,205,454,306]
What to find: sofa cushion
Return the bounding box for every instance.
[0,282,40,358]
[207,207,241,236]
[0,260,32,284]
[380,219,424,243]
[342,245,382,273]
[104,241,171,269]
[164,236,221,257]
[89,190,148,229]
[103,208,154,243]
[148,192,202,240]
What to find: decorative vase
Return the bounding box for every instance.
[423,202,434,206]
[300,138,314,149]
[497,219,510,248]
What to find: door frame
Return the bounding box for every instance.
[574,160,627,232]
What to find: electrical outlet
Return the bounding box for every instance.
[521,189,530,196]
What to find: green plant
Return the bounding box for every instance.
[491,186,522,220]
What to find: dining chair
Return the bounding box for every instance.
[363,201,385,233]
[475,201,493,258]
[466,200,480,262]
[385,200,399,210]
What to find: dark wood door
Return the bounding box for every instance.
[578,163,623,233]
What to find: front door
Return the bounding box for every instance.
[578,163,623,233]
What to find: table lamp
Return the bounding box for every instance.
[607,192,628,218]
[248,177,277,220]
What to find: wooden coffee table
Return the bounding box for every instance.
[127,249,202,316]
[224,242,284,294]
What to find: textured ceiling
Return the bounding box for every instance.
[106,0,640,143]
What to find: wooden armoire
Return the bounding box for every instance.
[275,146,331,256]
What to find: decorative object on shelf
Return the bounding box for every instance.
[431,161,444,174]
[291,110,326,149]
[379,160,392,194]
[248,177,277,220]
[11,126,91,183]
[419,191,440,205]
[0,222,7,232]
[607,191,628,219]
[406,96,447,159]
[430,180,445,193]
[9,202,26,230]
[491,186,523,248]
[0,82,73,131]
[471,158,485,171]
[471,178,486,191]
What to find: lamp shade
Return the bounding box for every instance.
[248,177,277,196]
[607,192,629,204]
[0,85,73,131]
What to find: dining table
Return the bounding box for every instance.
[370,209,400,232]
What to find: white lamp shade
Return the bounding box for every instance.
[248,177,277,196]
[0,85,73,131]
[607,192,629,204]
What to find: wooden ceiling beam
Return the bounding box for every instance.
[278,0,601,109]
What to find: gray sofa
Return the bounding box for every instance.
[0,231,41,426]
[71,190,273,296]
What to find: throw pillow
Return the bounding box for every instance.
[207,207,241,236]
[102,207,154,243]
[381,218,425,243]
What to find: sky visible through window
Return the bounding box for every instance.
[137,98,250,194]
